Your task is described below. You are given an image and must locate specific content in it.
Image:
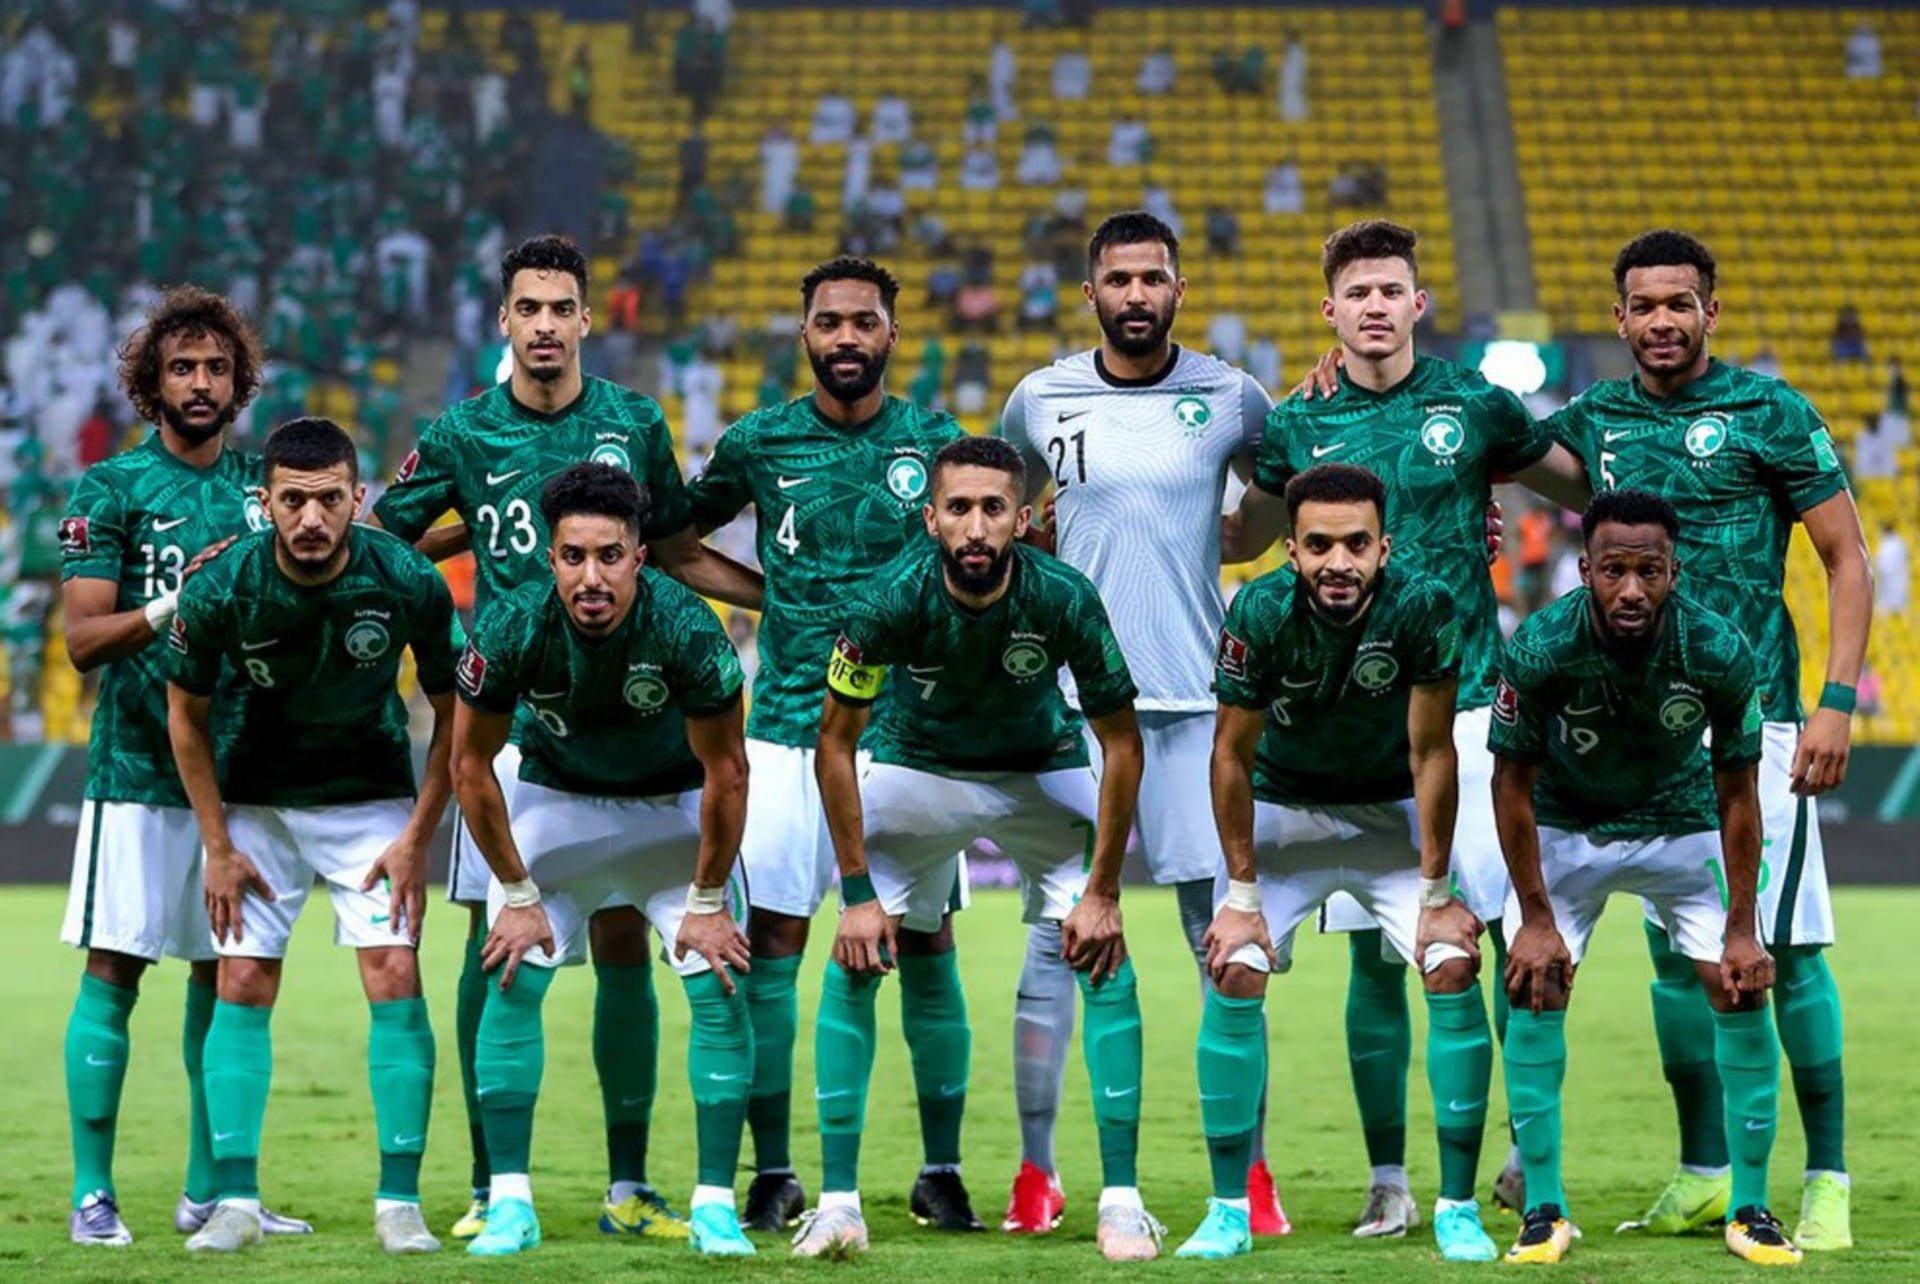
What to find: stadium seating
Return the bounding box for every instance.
[1502,6,1920,738]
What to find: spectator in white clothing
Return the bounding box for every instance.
[811,92,857,144]
[960,145,1000,191]
[1109,118,1151,166]
[1875,523,1908,614]
[760,122,799,214]
[870,94,912,144]
[1137,47,1175,95]
[1017,125,1063,186]
[1846,20,1882,79]
[1052,50,1091,100]
[1263,158,1305,214]
[1279,31,1308,120]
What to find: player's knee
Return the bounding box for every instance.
[748,907,809,958]
[1422,955,1478,995]
[217,956,281,1007]
[85,948,148,991]
[897,914,955,956]
[1509,971,1569,1013]
[588,905,651,965]
[1218,962,1267,1001]
[188,958,218,988]
[357,945,421,1001]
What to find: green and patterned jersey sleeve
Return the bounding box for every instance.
[1486,634,1550,765]
[1540,400,1591,463]
[1485,383,1555,474]
[1251,398,1301,495]
[59,467,128,582]
[457,597,528,715]
[1060,572,1137,719]
[372,414,459,540]
[1705,628,1765,772]
[666,593,747,717]
[1758,387,1849,514]
[166,572,228,697]
[1407,579,1464,684]
[824,571,906,707]
[686,415,753,531]
[412,570,458,695]
[1213,579,1278,709]
[638,404,694,538]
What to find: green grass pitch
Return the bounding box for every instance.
[1,884,1914,1280]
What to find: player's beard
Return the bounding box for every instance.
[941,538,1014,597]
[521,343,569,383]
[1097,301,1174,359]
[274,527,348,580]
[1591,593,1665,653]
[809,344,889,402]
[1304,570,1378,625]
[159,396,235,444]
[1631,322,1706,378]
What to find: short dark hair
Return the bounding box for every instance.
[540,461,651,536]
[1283,462,1387,526]
[1321,219,1418,290]
[1612,229,1716,299]
[1582,488,1679,546]
[1086,210,1180,278]
[800,256,900,315]
[500,234,589,300]
[933,435,1026,491]
[264,417,358,483]
[118,285,264,425]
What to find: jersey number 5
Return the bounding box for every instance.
[1047,430,1088,489]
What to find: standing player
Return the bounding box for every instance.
[1179,464,1496,1263]
[687,257,979,1231]
[1229,221,1587,1232]
[451,464,758,1258]
[371,235,761,1243]
[1546,232,1869,1250]
[166,418,455,1254]
[799,436,1160,1262]
[57,287,308,1245]
[996,210,1286,1235]
[1491,490,1797,1267]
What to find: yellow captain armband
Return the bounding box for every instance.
[826,635,886,703]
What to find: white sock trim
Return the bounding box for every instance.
[1679,1163,1731,1178]
[219,1197,263,1217]
[1099,1186,1143,1211]
[691,1184,735,1210]
[375,1197,419,1215]
[1805,1169,1850,1188]
[1435,1196,1475,1213]
[1219,1196,1251,1213]
[607,1179,646,1204]
[491,1173,533,1204]
[1371,1163,1410,1190]
[818,1190,861,1213]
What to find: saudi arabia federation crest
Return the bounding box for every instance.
[344,620,390,662]
[1660,693,1706,732]
[886,456,928,500]
[590,441,633,472]
[624,673,669,711]
[244,496,270,531]
[1420,412,1464,458]
[1352,652,1401,692]
[1684,416,1727,460]
[1172,396,1211,436]
[1002,640,1049,678]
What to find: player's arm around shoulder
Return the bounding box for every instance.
[1222,396,1298,564]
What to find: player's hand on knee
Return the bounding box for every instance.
[833,901,895,976]
[1720,930,1774,1000]
[362,841,428,945]
[1505,918,1571,1013]
[1791,709,1851,795]
[1061,894,1127,982]
[676,914,753,994]
[1416,898,1483,971]
[483,904,555,990]
[204,844,274,946]
[1203,907,1275,981]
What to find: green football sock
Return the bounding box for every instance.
[1345,929,1410,1168]
[899,949,970,1168]
[1773,945,1845,1174]
[475,964,554,1176]
[1196,989,1265,1199]
[1503,1008,1567,1214]
[455,927,491,1193]
[1425,987,1493,1201]
[743,952,801,1173]
[1643,919,1728,1169]
[1076,958,1143,1188]
[183,978,217,1203]
[368,996,435,1202]
[1714,1006,1780,1212]
[594,961,658,1186]
[65,973,137,1207]
[815,961,879,1192]
[204,1000,274,1202]
[685,971,755,1188]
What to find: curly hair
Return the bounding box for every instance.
[117,286,264,426]
[500,234,589,300]
[1321,219,1418,290]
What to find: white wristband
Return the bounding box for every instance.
[143,590,179,633]
[1225,878,1262,913]
[1418,876,1452,910]
[500,878,541,908]
[686,883,727,915]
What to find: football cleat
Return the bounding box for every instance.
[1096,1203,1165,1261]
[1493,1156,1526,1214]
[375,1203,441,1254]
[1615,1166,1730,1235]
[742,1171,806,1231]
[1001,1160,1065,1233]
[175,1193,311,1236]
[600,1185,690,1239]
[449,1196,488,1240]
[1794,1173,1851,1251]
[688,1203,757,1256]
[1726,1205,1803,1266]
[791,1205,868,1257]
[467,1197,540,1256]
[1504,1203,1573,1265]
[911,1170,985,1231]
[184,1203,263,1254]
[1174,1198,1252,1259]
[1354,1182,1420,1238]
[1248,1159,1293,1236]
[1435,1201,1500,1262]
[70,1192,132,1247]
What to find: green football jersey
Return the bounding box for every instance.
[1545,360,1848,723]
[1489,588,1763,840]
[1254,355,1550,710]
[457,571,744,798]
[688,393,966,748]
[168,526,457,807]
[60,435,268,806]
[826,543,1136,775]
[1215,563,1461,806]
[371,376,693,614]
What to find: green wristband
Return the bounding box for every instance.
[1818,682,1857,715]
[841,872,877,907]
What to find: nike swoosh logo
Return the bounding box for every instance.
[815,1088,855,1101]
[1785,972,1820,990]
[1510,1115,1538,1131]
[152,516,190,532]
[907,665,944,675]
[620,1095,650,1106]
[214,1130,243,1142]
[707,1072,747,1082]
[777,476,813,489]
[1058,410,1090,423]
[1279,676,1316,689]
[1351,1047,1392,1063]
[1563,704,1601,716]
[86,1054,119,1067]
[1103,1085,1139,1099]
[1602,430,1629,444]
[241,639,277,652]
[371,914,390,924]
[486,469,524,485]
[528,690,567,700]
[1199,1092,1235,1102]
[391,1134,424,1147]
[1448,1098,1486,1113]
[1743,1118,1771,1132]
[1310,442,1346,459]
[936,1083,967,1097]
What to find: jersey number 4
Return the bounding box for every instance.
[1046,430,1088,489]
